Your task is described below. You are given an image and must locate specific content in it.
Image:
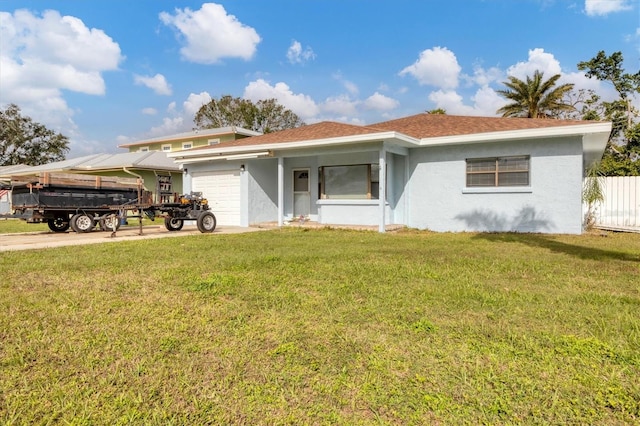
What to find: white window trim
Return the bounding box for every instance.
[182,142,193,150]
[161,144,172,152]
[462,187,532,194]
[466,155,530,188]
[139,146,150,152]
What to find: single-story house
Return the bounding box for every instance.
[0,165,31,214]
[118,127,262,153]
[168,113,612,234]
[0,151,182,203]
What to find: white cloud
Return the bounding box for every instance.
[0,9,123,147]
[332,72,359,95]
[428,86,503,117]
[287,40,316,64]
[584,0,632,16]
[321,95,359,116]
[159,3,261,64]
[363,92,399,111]
[399,46,461,89]
[505,48,562,80]
[243,79,320,119]
[134,74,172,95]
[0,10,122,100]
[428,90,475,115]
[142,107,157,115]
[471,86,506,116]
[143,92,212,138]
[183,92,213,117]
[465,64,504,87]
[148,116,186,137]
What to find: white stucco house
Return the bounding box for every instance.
[168,113,612,234]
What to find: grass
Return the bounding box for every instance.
[0,219,49,233]
[0,217,160,234]
[1,228,639,424]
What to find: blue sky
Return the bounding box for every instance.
[1,0,638,157]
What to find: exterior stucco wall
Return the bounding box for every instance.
[247,158,278,225]
[318,200,392,225]
[407,136,584,234]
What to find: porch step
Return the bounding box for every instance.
[252,221,405,232]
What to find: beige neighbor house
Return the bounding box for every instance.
[118,127,262,153]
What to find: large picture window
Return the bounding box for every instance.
[319,164,380,199]
[466,156,529,187]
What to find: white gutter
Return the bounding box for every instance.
[416,122,612,147]
[167,122,612,163]
[168,131,413,161]
[177,151,273,165]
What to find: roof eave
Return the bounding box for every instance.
[168,131,418,162]
[417,122,613,146]
[118,127,262,148]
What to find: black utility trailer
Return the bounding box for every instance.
[3,173,217,234]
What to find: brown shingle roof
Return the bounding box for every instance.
[182,113,600,151]
[367,113,588,138]
[185,121,382,151]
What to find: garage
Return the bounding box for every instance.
[191,170,241,226]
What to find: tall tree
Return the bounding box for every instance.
[0,104,69,166]
[577,51,640,175]
[496,70,575,118]
[194,96,304,133]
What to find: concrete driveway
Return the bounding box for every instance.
[0,224,265,252]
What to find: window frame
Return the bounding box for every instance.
[319,163,381,200]
[466,155,530,188]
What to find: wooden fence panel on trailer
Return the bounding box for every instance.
[593,176,640,229]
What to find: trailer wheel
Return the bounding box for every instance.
[70,213,95,233]
[99,215,121,232]
[196,211,216,233]
[47,216,70,232]
[164,217,184,231]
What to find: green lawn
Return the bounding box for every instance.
[0,217,159,234]
[0,218,49,233]
[1,228,639,424]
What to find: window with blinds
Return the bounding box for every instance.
[466,156,529,187]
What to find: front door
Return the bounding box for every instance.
[293,169,310,218]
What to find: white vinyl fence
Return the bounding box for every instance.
[591,176,640,230]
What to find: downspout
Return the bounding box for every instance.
[123,167,146,199]
[123,167,144,184]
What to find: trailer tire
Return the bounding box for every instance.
[70,213,95,233]
[47,216,70,232]
[164,217,184,231]
[99,215,121,232]
[196,211,216,233]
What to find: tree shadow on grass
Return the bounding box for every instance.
[472,232,639,263]
[455,205,638,263]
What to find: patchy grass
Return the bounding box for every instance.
[1,229,639,424]
[0,217,159,234]
[0,219,48,233]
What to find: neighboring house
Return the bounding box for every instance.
[0,165,31,214]
[0,152,182,203]
[168,113,611,234]
[118,127,262,153]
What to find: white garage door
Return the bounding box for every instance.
[192,170,241,226]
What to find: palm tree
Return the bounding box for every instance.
[496,70,575,118]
